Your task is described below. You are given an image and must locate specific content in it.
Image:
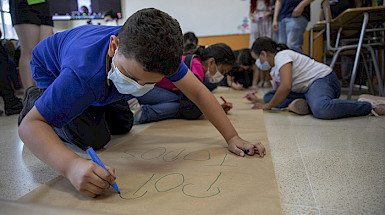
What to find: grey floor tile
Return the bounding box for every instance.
[295,125,385,153]
[301,148,385,213]
[272,148,316,207]
[266,124,298,150]
[0,165,58,200]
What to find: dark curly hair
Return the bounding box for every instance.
[117,8,183,77]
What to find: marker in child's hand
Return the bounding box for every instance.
[245,150,250,154]
[220,96,232,111]
[86,147,120,194]
[243,91,258,98]
[220,96,228,104]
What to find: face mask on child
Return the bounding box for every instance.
[255,59,271,71]
[205,64,224,83]
[108,52,154,96]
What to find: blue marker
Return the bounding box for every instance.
[245,150,250,154]
[86,147,120,194]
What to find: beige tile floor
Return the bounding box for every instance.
[0,87,384,215]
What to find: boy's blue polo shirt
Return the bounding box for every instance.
[31,25,188,128]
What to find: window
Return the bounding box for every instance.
[0,0,18,39]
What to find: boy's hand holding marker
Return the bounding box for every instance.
[66,156,117,198]
[227,135,266,157]
[217,95,265,157]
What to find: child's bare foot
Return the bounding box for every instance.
[284,99,310,115]
[372,104,385,116]
[358,94,385,117]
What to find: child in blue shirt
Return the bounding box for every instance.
[18,8,266,198]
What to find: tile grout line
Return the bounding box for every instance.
[295,131,320,213]
[267,120,322,214]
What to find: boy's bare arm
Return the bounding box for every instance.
[174,70,265,157]
[18,106,116,197]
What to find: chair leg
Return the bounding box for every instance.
[367,46,384,96]
[347,12,369,100]
[361,52,375,95]
[381,49,385,82]
[330,49,342,69]
[348,56,360,100]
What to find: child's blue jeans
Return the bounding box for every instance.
[263,72,372,119]
[137,86,180,124]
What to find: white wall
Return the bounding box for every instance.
[310,0,322,29]
[53,0,323,35]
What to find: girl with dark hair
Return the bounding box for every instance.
[245,37,384,119]
[183,32,198,46]
[130,43,236,124]
[226,49,259,90]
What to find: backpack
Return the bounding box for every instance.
[178,54,203,120]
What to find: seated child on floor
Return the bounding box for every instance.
[226,48,259,90]
[245,37,385,119]
[131,43,235,124]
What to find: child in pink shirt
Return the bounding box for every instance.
[131,43,235,123]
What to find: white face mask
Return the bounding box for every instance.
[205,64,224,83]
[255,58,271,71]
[107,52,154,96]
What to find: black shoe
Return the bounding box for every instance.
[5,97,23,116]
[18,86,43,125]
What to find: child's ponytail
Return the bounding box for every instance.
[275,43,289,52]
